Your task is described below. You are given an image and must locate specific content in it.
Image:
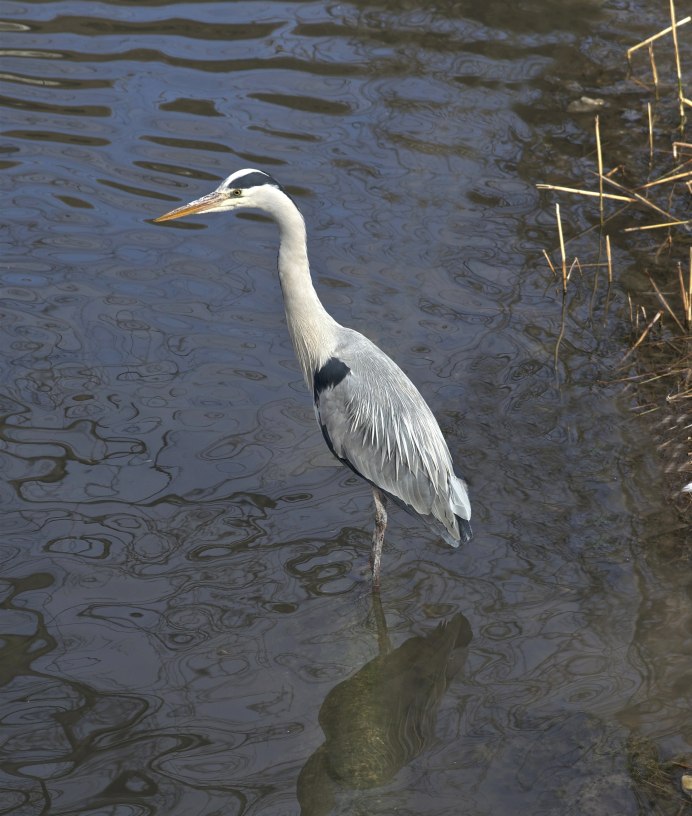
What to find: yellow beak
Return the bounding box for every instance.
[153,190,228,222]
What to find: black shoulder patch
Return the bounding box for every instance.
[314,357,350,397]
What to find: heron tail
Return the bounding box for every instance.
[457,517,472,544]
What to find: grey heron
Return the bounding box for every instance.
[154,168,472,587]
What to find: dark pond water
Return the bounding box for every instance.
[1,1,690,814]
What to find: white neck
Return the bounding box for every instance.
[262,190,339,386]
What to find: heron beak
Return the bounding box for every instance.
[153,190,229,222]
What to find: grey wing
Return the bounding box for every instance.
[314,331,471,545]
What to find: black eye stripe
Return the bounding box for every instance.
[223,171,285,193]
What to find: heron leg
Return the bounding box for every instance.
[371,488,387,590]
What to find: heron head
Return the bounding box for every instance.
[154,168,287,222]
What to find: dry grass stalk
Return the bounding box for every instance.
[555,203,568,293]
[606,235,613,284]
[639,305,648,332]
[673,141,692,158]
[574,261,614,270]
[623,219,691,232]
[623,310,662,360]
[670,0,686,123]
[595,115,604,218]
[568,256,581,280]
[599,173,677,220]
[542,248,557,277]
[647,102,654,160]
[649,43,659,89]
[681,248,692,327]
[535,183,635,202]
[648,272,686,332]
[639,168,692,188]
[627,14,691,57]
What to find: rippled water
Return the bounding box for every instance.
[1,1,690,814]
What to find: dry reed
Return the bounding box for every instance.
[539,2,692,494]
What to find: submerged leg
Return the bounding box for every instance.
[371,488,387,590]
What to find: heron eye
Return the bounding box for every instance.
[231,189,242,196]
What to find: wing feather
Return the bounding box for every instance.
[314,329,471,545]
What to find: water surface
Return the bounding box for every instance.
[1,1,690,814]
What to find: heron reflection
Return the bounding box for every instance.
[297,594,472,815]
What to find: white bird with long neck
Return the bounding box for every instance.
[155,168,472,587]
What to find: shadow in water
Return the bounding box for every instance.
[297,592,473,815]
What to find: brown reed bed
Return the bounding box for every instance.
[539,1,691,502]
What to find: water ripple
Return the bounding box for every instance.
[1,0,686,814]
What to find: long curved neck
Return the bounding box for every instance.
[270,194,339,386]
